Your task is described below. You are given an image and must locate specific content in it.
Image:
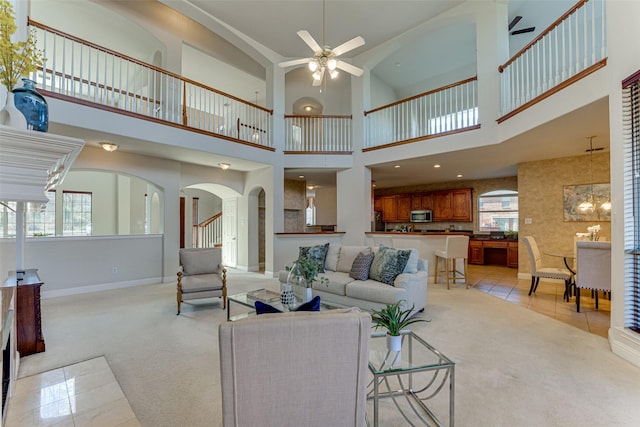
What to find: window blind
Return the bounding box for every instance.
[623,70,640,333]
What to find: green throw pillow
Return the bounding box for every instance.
[298,243,330,273]
[369,245,411,285]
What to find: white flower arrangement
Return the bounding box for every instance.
[587,224,601,241]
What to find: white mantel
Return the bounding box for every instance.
[0,125,85,203]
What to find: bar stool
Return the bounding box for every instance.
[434,235,470,289]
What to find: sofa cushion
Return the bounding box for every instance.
[180,273,223,293]
[312,272,353,296]
[346,280,406,305]
[337,246,371,273]
[255,296,321,314]
[299,243,330,273]
[180,248,221,275]
[369,245,411,285]
[403,249,420,274]
[324,244,341,271]
[349,252,375,281]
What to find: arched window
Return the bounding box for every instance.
[478,190,518,232]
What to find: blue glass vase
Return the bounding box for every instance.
[12,78,48,132]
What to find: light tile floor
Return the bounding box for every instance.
[464,264,611,338]
[5,356,140,427]
[5,265,610,427]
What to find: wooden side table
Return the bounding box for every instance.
[8,270,45,357]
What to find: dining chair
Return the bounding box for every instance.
[575,241,611,312]
[434,235,470,289]
[523,236,574,301]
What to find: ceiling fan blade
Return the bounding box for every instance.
[297,30,322,53]
[279,58,311,68]
[508,16,522,31]
[336,60,364,77]
[510,27,535,35]
[332,36,365,57]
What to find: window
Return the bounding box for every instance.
[623,69,640,334]
[478,190,518,232]
[62,191,92,236]
[26,191,56,237]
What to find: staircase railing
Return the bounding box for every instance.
[27,19,273,150]
[498,0,607,120]
[363,76,479,150]
[193,212,222,248]
[284,115,353,153]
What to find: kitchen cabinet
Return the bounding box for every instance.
[380,195,411,222]
[432,188,472,222]
[468,239,518,268]
[411,193,433,211]
[469,240,484,264]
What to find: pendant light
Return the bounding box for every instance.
[578,136,610,213]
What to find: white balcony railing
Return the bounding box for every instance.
[364,77,479,150]
[499,0,607,118]
[284,115,352,152]
[27,19,273,149]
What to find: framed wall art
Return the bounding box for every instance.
[563,183,611,222]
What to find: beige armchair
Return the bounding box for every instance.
[219,309,371,426]
[176,248,227,314]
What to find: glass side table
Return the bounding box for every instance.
[368,330,455,426]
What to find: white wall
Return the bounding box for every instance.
[314,187,337,225]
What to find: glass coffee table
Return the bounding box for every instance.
[226,289,343,321]
[367,330,455,426]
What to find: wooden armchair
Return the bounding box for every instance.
[177,248,227,314]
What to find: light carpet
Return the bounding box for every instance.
[17,270,640,426]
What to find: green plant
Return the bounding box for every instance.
[371,300,427,336]
[0,0,44,89]
[286,257,328,288]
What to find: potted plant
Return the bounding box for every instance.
[285,257,328,302]
[371,300,427,351]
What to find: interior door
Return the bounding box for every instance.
[222,198,237,267]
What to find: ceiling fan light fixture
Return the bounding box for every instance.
[327,58,337,70]
[308,60,318,72]
[312,70,323,80]
[329,69,339,79]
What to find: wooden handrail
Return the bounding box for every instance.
[284,114,353,119]
[622,69,640,89]
[498,0,589,73]
[197,212,222,228]
[29,18,274,115]
[364,76,477,116]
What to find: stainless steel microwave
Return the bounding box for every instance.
[410,210,432,222]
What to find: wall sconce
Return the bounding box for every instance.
[219,162,231,170]
[99,142,119,152]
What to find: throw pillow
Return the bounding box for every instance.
[349,252,375,281]
[402,249,419,273]
[369,245,412,285]
[255,296,321,315]
[324,244,341,271]
[298,243,330,273]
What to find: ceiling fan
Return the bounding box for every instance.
[278,1,365,86]
[509,16,535,35]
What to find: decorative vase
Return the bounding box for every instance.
[0,90,28,129]
[12,78,48,132]
[287,260,309,302]
[280,283,296,307]
[386,333,402,352]
[302,287,313,303]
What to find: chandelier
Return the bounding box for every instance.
[308,52,338,81]
[578,136,611,212]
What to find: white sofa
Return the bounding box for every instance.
[278,244,428,314]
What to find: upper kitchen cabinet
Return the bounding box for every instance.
[432,188,472,222]
[381,194,411,222]
[411,193,433,211]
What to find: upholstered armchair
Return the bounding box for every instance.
[176,247,227,314]
[219,309,371,426]
[575,241,611,312]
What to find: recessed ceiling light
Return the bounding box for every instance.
[457,174,463,178]
[393,165,400,168]
[307,185,314,190]
[299,175,305,179]
[434,164,441,168]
